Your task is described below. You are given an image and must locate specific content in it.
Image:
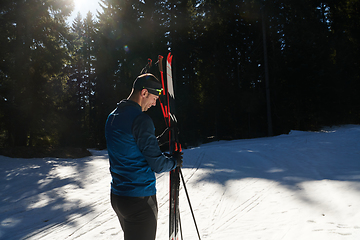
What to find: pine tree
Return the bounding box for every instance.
[0,0,73,146]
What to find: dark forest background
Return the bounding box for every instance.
[0,0,359,150]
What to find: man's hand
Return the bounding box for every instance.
[172,151,183,168]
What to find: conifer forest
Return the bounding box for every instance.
[0,0,359,149]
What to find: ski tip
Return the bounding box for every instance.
[167,52,173,63]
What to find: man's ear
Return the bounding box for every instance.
[140,88,148,97]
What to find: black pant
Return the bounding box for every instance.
[111,193,158,240]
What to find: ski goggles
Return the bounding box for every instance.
[144,87,163,96]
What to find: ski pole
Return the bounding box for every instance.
[179,168,201,240]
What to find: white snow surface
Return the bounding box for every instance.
[1,125,360,240]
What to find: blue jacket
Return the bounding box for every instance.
[105,100,177,197]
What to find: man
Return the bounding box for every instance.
[105,73,183,240]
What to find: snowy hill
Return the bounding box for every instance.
[1,125,360,240]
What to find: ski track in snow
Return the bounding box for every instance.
[1,125,360,239]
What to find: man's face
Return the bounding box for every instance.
[142,91,159,112]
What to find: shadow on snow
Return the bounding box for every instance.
[0,153,106,240]
[183,126,360,197]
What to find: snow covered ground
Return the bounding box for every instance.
[1,125,360,240]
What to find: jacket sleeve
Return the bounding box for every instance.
[132,113,177,173]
